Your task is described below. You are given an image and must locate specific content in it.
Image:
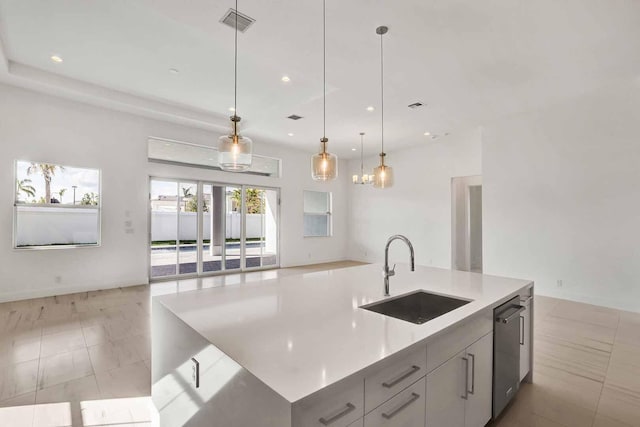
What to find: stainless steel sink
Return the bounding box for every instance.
[361,290,472,324]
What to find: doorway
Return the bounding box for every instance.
[451,175,482,273]
[149,178,279,280]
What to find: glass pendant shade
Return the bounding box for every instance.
[312,139,338,181]
[218,116,252,172]
[373,154,394,188]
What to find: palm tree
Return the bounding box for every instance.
[231,188,264,213]
[27,163,64,203]
[58,188,67,203]
[16,179,36,201]
[181,187,193,211]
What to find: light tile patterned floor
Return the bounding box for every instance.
[0,262,638,426]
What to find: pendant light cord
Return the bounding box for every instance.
[323,0,326,139]
[380,30,384,155]
[360,133,364,176]
[234,0,238,116]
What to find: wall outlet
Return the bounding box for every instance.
[308,252,311,259]
[54,276,62,284]
[557,279,563,288]
[364,250,368,257]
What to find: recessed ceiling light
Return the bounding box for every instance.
[169,68,179,74]
[50,55,63,63]
[423,132,431,136]
[366,106,375,112]
[287,133,294,137]
[351,148,357,151]
[228,107,236,112]
[281,76,291,82]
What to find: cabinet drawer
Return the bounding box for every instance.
[365,345,427,413]
[426,310,492,373]
[293,375,364,427]
[348,419,364,427]
[364,377,426,427]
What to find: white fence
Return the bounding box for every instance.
[151,212,267,241]
[14,207,273,247]
[15,205,100,246]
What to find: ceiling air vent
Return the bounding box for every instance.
[408,102,424,109]
[220,8,255,33]
[287,114,303,120]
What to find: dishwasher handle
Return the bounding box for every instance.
[496,305,525,324]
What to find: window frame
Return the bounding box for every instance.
[13,160,102,250]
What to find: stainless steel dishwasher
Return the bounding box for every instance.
[493,295,525,419]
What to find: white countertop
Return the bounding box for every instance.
[155,263,532,403]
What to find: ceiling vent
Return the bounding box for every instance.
[287,114,303,120]
[220,8,255,33]
[408,102,424,109]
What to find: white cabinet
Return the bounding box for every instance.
[425,351,465,427]
[464,333,493,427]
[365,345,427,413]
[292,375,364,427]
[364,377,426,427]
[425,332,493,427]
[519,297,532,382]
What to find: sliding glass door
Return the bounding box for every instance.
[150,178,279,280]
[244,187,278,268]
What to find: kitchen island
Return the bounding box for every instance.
[151,263,533,427]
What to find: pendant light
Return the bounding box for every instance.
[311,0,338,181]
[353,132,372,185]
[373,26,393,189]
[218,0,252,172]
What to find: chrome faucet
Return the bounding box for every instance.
[383,235,415,296]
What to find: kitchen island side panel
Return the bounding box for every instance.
[152,300,292,427]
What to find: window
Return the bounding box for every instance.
[14,161,101,248]
[303,190,331,237]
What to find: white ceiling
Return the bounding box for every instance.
[1,0,639,158]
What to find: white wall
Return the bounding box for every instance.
[0,83,348,302]
[483,82,640,312]
[347,128,482,267]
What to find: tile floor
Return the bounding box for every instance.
[0,262,638,426]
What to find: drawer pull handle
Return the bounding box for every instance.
[318,402,355,425]
[468,353,475,395]
[381,392,420,419]
[382,365,421,388]
[461,357,469,400]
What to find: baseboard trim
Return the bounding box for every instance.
[0,278,150,303]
